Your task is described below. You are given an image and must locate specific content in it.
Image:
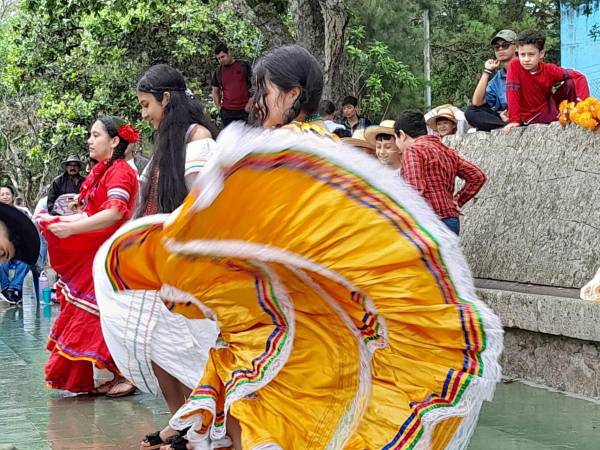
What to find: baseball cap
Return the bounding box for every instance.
[491,30,517,45]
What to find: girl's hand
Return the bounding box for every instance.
[47,221,75,239]
[484,59,500,71]
[36,213,54,223]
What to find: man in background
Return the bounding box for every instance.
[211,43,253,127]
[465,30,518,131]
[341,96,372,133]
[47,155,84,215]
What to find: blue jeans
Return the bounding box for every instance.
[442,217,460,236]
[35,233,48,271]
[0,260,29,293]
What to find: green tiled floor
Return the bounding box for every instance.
[0,278,169,450]
[1,276,599,449]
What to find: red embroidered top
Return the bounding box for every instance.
[80,159,139,223]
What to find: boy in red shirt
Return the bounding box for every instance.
[504,30,590,132]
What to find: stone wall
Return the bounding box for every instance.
[447,125,600,398]
[448,123,600,289]
[502,328,600,399]
[478,287,600,398]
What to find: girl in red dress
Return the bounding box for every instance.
[39,116,140,396]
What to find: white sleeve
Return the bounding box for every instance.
[184,138,217,189]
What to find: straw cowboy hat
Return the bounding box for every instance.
[364,120,396,146]
[342,128,376,153]
[426,106,458,132]
[61,155,83,170]
[0,203,40,265]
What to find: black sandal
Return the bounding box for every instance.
[164,434,189,450]
[140,430,174,450]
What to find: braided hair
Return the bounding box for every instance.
[250,45,323,126]
[97,116,131,168]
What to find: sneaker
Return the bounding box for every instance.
[11,289,22,306]
[0,289,11,303]
[2,289,20,305]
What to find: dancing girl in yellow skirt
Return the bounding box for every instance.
[94,45,502,449]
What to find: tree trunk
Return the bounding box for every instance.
[319,0,348,104]
[228,0,293,49]
[240,0,349,104]
[289,0,325,61]
[288,0,348,103]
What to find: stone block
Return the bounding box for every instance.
[501,328,600,399]
[478,288,600,342]
[447,124,600,289]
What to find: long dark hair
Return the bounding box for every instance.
[251,45,323,126]
[136,64,218,215]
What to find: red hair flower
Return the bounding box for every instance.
[117,123,141,144]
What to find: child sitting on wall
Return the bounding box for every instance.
[503,29,590,132]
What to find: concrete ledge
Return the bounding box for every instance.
[477,287,600,342]
[501,328,600,399]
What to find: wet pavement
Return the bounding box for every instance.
[1,275,599,449]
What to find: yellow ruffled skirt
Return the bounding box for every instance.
[95,125,502,449]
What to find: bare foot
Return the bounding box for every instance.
[88,379,114,396]
[106,376,136,397]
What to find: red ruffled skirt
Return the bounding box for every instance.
[42,222,120,393]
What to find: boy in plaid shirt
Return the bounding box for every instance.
[394,111,486,235]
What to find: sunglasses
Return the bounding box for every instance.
[66,163,80,168]
[493,42,513,50]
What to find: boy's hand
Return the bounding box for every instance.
[484,59,500,71]
[499,110,509,123]
[502,122,520,133]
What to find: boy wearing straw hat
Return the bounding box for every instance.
[0,202,40,304]
[426,106,459,137]
[342,128,376,157]
[365,120,403,170]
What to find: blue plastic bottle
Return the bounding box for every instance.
[39,271,51,304]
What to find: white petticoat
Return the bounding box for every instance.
[94,216,219,395]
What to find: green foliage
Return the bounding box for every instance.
[347,0,428,113]
[429,0,562,108]
[348,0,564,111]
[0,0,259,205]
[345,25,418,121]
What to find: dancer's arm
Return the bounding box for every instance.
[46,208,123,238]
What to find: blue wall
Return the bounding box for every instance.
[561,3,600,98]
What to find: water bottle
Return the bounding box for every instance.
[39,271,51,304]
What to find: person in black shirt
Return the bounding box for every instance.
[47,155,85,215]
[341,95,372,133]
